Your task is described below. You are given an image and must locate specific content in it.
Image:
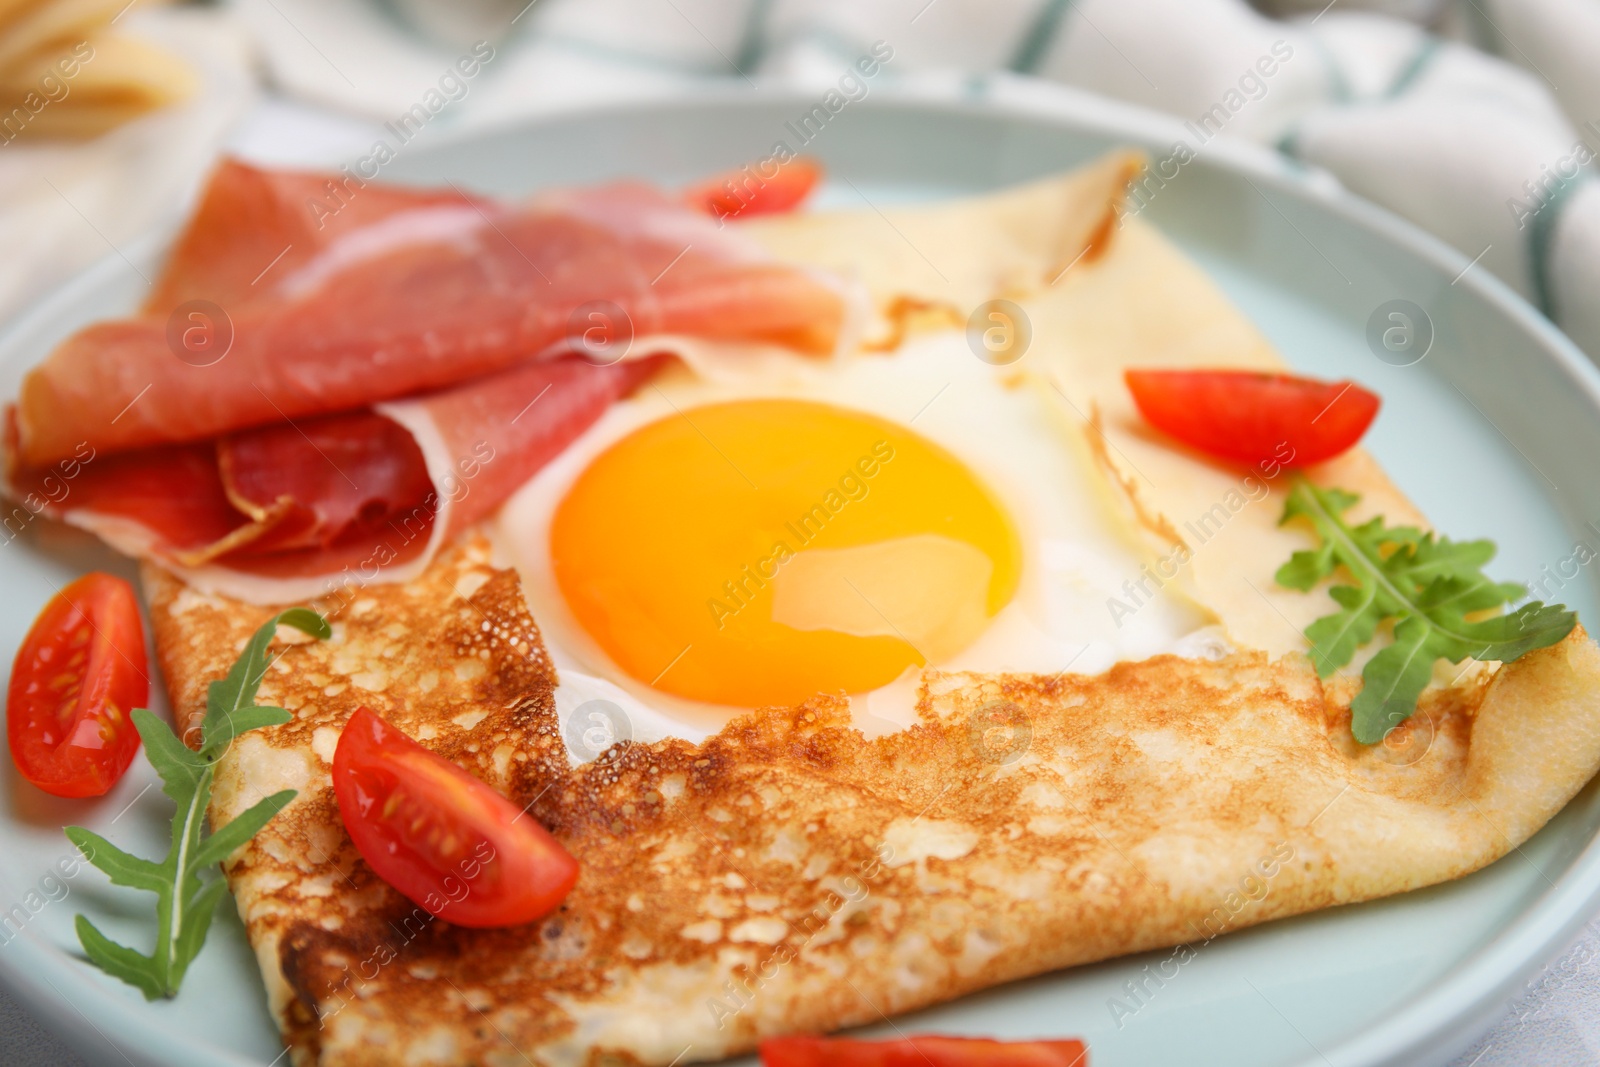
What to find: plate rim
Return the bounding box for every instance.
[1,83,1598,1067]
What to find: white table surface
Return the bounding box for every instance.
[3,95,1598,1067]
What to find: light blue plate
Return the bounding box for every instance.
[3,87,1599,1067]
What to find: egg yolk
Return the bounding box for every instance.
[550,399,1021,708]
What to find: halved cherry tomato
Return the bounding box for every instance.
[7,572,148,798]
[332,706,578,928]
[682,157,823,221]
[761,1035,1088,1067]
[1124,368,1380,468]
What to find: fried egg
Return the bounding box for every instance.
[493,330,1223,754]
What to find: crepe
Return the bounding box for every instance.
[141,156,1600,1066]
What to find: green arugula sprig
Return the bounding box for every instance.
[65,608,330,999]
[1276,479,1575,744]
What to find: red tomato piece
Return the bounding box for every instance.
[682,157,823,222]
[760,1035,1088,1067]
[332,706,578,928]
[1124,368,1380,468]
[7,572,148,798]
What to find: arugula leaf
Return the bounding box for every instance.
[1275,479,1575,744]
[66,608,329,999]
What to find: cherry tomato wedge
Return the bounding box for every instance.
[332,706,578,928]
[682,157,823,222]
[761,1035,1088,1067]
[7,572,148,798]
[1124,368,1380,468]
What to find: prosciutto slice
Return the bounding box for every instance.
[214,411,436,561]
[3,158,848,600]
[8,356,668,598]
[12,159,847,468]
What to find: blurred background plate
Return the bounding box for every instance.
[2,88,1599,1067]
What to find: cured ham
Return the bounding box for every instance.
[8,355,670,597]
[12,159,848,468]
[215,411,435,561]
[2,159,849,599]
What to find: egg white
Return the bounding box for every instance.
[490,332,1223,762]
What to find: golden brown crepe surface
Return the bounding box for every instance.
[145,544,1600,1067]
